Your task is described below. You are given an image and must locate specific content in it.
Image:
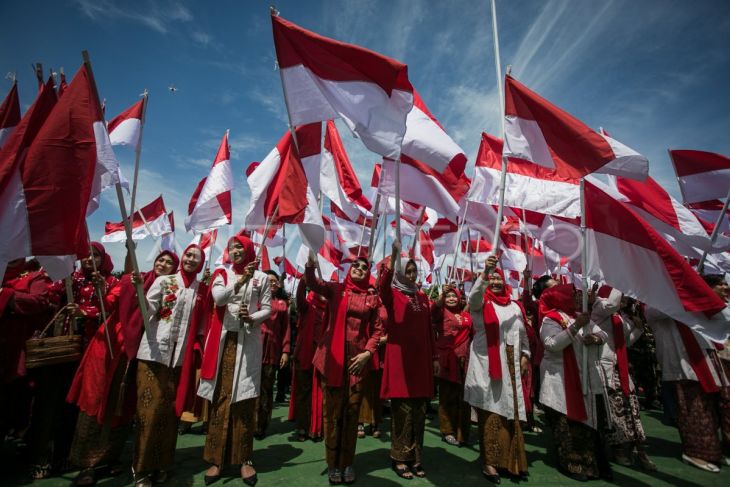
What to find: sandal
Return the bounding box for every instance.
[295,429,307,442]
[152,469,168,484]
[682,453,720,473]
[391,461,413,480]
[357,424,365,439]
[242,460,258,486]
[442,434,459,446]
[74,468,97,486]
[343,466,355,485]
[411,464,426,478]
[328,468,343,485]
[29,463,52,480]
[372,427,381,439]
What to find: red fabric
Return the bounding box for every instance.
[379,266,434,399]
[89,241,114,276]
[675,321,720,393]
[272,14,412,93]
[325,269,371,387]
[482,268,513,380]
[104,196,167,235]
[612,314,631,397]
[670,149,730,177]
[539,284,588,422]
[294,283,328,369]
[107,98,144,133]
[200,268,228,381]
[433,305,472,383]
[0,81,20,130]
[175,278,209,416]
[324,120,372,211]
[228,235,256,274]
[310,370,323,437]
[261,298,291,365]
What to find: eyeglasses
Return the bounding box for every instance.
[351,262,369,271]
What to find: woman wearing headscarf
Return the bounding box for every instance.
[645,274,729,473]
[587,286,656,471]
[197,235,271,486]
[379,240,436,480]
[289,278,328,441]
[534,277,609,482]
[133,244,207,487]
[255,270,290,439]
[464,256,530,483]
[305,254,384,485]
[67,250,179,486]
[433,283,473,447]
[0,258,55,479]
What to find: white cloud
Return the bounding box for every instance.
[74,0,193,34]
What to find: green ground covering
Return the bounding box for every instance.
[2,402,726,486]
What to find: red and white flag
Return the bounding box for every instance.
[190,229,218,264]
[102,195,171,242]
[428,218,460,257]
[295,240,340,281]
[271,13,413,159]
[687,200,730,236]
[321,121,372,220]
[108,97,145,151]
[0,80,20,149]
[504,75,647,180]
[160,211,176,253]
[0,67,114,279]
[401,89,467,177]
[329,204,372,249]
[379,157,470,218]
[185,131,233,232]
[669,149,730,204]
[245,125,324,251]
[607,175,730,253]
[584,180,730,342]
[470,132,580,218]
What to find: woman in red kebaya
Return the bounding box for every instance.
[304,255,384,485]
[379,240,437,480]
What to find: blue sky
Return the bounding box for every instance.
[2,0,730,269]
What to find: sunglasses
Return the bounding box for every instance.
[351,262,369,271]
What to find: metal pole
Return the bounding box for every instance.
[489,0,508,253]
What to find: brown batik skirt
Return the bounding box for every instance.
[322,374,365,469]
[604,372,647,447]
[544,407,600,478]
[674,379,729,464]
[69,356,133,469]
[390,398,428,464]
[438,377,470,443]
[476,346,526,475]
[133,360,180,475]
[256,363,277,435]
[358,369,383,427]
[203,332,256,466]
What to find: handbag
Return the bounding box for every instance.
[25,305,83,369]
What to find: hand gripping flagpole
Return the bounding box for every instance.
[489,0,508,255]
[128,90,149,224]
[82,50,150,335]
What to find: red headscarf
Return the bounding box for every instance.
[482,268,513,380]
[443,287,463,312]
[326,260,372,387]
[89,241,114,276]
[179,244,205,288]
[226,235,256,275]
[538,283,587,422]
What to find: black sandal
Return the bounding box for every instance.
[411,464,426,478]
[74,468,97,486]
[391,461,413,480]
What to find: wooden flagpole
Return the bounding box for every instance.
[82,50,150,334]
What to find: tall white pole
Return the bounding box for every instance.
[128,90,149,220]
[580,178,589,393]
[490,0,508,253]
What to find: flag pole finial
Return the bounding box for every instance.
[141,88,149,98]
[5,72,16,83]
[270,5,279,16]
[506,64,512,76]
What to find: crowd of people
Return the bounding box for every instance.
[1,234,728,486]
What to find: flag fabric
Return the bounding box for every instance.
[101,195,171,242]
[108,97,145,151]
[669,149,730,204]
[504,75,646,180]
[470,132,581,218]
[379,157,470,218]
[594,127,649,180]
[190,229,218,264]
[185,131,233,232]
[245,125,324,251]
[160,211,176,253]
[321,120,372,220]
[329,204,372,249]
[608,175,730,253]
[583,180,730,342]
[687,200,730,235]
[0,66,113,280]
[0,81,21,149]
[401,89,467,176]
[271,13,413,160]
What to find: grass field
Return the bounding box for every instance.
[2,401,726,486]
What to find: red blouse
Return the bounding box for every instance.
[261,297,291,366]
[432,304,473,384]
[378,266,436,399]
[305,266,384,387]
[293,280,328,370]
